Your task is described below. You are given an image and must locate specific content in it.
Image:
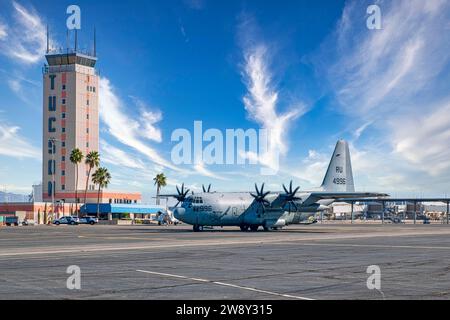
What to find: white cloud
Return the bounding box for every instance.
[0,122,40,159]
[0,1,53,64]
[0,22,7,39]
[391,101,450,176]
[242,44,304,171]
[129,96,163,143]
[193,162,229,181]
[99,77,180,171]
[7,79,21,93]
[316,0,450,183]
[100,140,146,170]
[290,150,329,187]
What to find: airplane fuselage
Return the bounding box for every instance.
[173,191,332,230]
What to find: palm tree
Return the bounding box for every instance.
[92,167,112,219]
[70,148,84,215]
[84,151,100,205]
[153,173,167,205]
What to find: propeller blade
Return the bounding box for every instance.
[208,184,211,192]
[202,185,206,193]
[282,184,289,194]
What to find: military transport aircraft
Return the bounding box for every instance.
[164,140,388,232]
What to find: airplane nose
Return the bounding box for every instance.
[173,208,185,220]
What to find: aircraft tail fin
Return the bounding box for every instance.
[320,140,355,192]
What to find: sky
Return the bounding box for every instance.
[0,0,450,201]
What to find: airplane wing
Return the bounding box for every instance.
[302,192,389,206]
[335,197,450,203]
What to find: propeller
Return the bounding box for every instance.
[282,180,301,212]
[250,183,271,212]
[202,184,212,193]
[174,183,190,207]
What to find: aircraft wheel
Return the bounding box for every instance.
[193,225,203,232]
[240,225,249,232]
[250,225,259,232]
[263,226,270,232]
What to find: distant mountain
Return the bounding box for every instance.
[0,191,30,203]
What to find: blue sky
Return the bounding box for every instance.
[1,0,450,201]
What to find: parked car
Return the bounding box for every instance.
[5,216,19,226]
[78,217,99,225]
[53,216,79,225]
[22,219,36,226]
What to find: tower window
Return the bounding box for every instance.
[48,140,56,154]
[61,170,65,176]
[62,113,66,119]
[62,99,66,105]
[48,160,55,175]
[86,128,89,133]
[62,127,66,133]
[86,142,89,148]
[49,75,56,90]
[62,141,66,147]
[62,156,65,162]
[48,117,56,132]
[47,181,54,197]
[86,99,89,106]
[62,84,66,91]
[86,114,89,119]
[62,185,65,191]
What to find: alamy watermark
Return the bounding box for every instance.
[171,121,279,175]
[66,265,81,290]
[366,4,382,30]
[66,5,81,30]
[366,265,385,299]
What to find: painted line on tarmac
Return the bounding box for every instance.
[136,269,314,300]
[297,242,450,250]
[2,230,450,257]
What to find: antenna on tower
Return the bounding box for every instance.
[75,29,78,52]
[46,25,49,53]
[66,29,69,54]
[93,27,96,57]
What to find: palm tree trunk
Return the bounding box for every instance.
[84,167,92,205]
[75,165,79,217]
[96,185,101,219]
[156,185,160,205]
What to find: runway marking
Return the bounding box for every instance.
[298,243,450,250]
[136,269,314,300]
[2,229,450,257]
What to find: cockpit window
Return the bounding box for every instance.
[192,197,203,204]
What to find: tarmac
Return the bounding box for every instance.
[1,223,450,300]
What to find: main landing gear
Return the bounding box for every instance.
[240,225,249,232]
[193,225,204,232]
[240,224,261,232]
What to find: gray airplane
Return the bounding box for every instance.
[166,140,387,232]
